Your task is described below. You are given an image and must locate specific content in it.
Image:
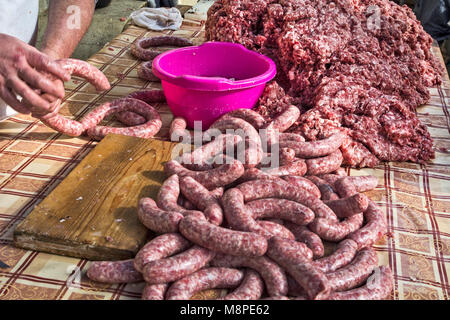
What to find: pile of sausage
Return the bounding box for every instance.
[34,58,165,140]
[131,35,193,82]
[86,106,394,300]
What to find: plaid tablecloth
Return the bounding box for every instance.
[0,21,449,300]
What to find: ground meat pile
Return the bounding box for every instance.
[206,0,443,168]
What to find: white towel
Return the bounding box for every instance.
[130,7,183,31]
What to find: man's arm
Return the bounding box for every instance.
[40,0,95,59]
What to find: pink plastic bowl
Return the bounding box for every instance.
[152,42,277,129]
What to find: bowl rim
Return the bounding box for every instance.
[152,41,277,91]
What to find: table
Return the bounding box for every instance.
[0,20,449,300]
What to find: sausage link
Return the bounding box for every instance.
[263,158,307,176]
[266,237,330,300]
[268,236,314,262]
[83,98,162,140]
[115,111,146,126]
[334,176,358,198]
[156,174,204,217]
[257,220,295,240]
[347,201,387,250]
[142,245,215,284]
[258,147,296,168]
[57,58,111,91]
[179,176,223,225]
[137,197,184,233]
[324,193,369,218]
[210,253,288,297]
[222,188,273,238]
[345,175,379,193]
[126,89,166,104]
[137,60,159,81]
[87,259,142,284]
[131,36,193,60]
[222,108,266,129]
[220,269,264,300]
[326,247,378,292]
[313,239,359,273]
[165,159,245,190]
[134,233,191,273]
[165,267,244,300]
[279,132,346,158]
[260,296,291,300]
[307,176,340,201]
[284,222,324,259]
[308,214,364,242]
[205,117,263,167]
[237,167,283,183]
[169,117,191,142]
[264,105,301,143]
[326,266,393,300]
[39,59,111,136]
[306,150,343,176]
[287,274,308,297]
[179,215,268,257]
[278,132,306,143]
[180,134,242,168]
[281,176,321,199]
[142,283,168,300]
[246,198,314,226]
[236,179,338,223]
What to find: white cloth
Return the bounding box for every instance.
[130,7,183,31]
[0,0,39,120]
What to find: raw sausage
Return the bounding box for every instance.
[131,36,193,60]
[157,174,204,217]
[87,259,142,284]
[307,176,339,201]
[281,176,321,199]
[165,159,245,190]
[324,193,370,218]
[235,179,339,223]
[266,237,330,300]
[179,176,223,225]
[205,117,263,167]
[222,108,266,129]
[308,214,364,242]
[142,245,215,284]
[257,220,295,240]
[83,98,162,140]
[165,267,244,300]
[211,253,288,297]
[326,266,393,300]
[134,233,191,272]
[137,60,159,81]
[306,150,343,176]
[137,197,184,233]
[246,198,314,226]
[179,215,268,257]
[222,188,273,238]
[347,201,387,250]
[313,239,358,273]
[279,132,346,158]
[220,269,264,300]
[142,283,168,300]
[284,222,324,259]
[326,247,378,292]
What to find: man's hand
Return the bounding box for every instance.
[0,33,70,115]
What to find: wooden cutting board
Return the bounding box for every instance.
[13,134,179,261]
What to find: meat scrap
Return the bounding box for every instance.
[206,0,442,168]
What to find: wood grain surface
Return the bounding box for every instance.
[13,134,177,261]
